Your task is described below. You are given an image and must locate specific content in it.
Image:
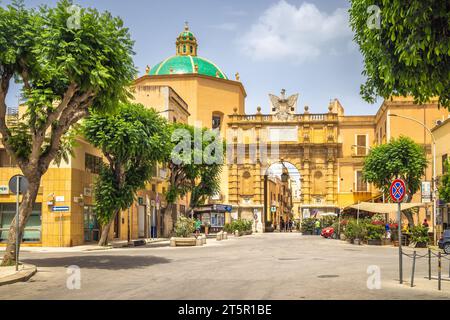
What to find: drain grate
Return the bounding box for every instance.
[317,274,339,278]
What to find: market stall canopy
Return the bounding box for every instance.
[348,202,425,214]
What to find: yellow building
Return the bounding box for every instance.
[228,93,449,232]
[432,118,450,233]
[1,23,449,247]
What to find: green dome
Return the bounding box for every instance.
[149,55,228,80]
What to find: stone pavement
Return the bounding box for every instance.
[0,233,449,299]
[18,238,169,253]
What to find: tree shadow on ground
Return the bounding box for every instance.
[22,255,171,270]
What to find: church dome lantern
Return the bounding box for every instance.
[148,23,227,79]
[176,22,198,56]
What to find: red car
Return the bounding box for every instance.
[321,227,336,239]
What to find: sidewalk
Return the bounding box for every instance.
[19,238,169,253]
[0,263,37,286]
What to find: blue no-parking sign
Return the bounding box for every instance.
[390,179,406,203]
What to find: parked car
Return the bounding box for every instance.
[321,227,336,239]
[438,230,450,254]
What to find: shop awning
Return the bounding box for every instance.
[348,202,426,214]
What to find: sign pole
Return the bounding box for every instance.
[397,201,402,284]
[390,178,406,285]
[15,176,19,271]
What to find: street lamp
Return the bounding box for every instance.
[388,113,437,244]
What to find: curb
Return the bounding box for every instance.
[0,264,37,286]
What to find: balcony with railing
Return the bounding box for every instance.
[228,113,338,124]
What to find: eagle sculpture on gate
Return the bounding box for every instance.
[269,89,299,121]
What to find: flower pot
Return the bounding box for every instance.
[354,238,361,245]
[415,242,428,248]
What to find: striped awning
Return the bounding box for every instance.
[349,202,426,214]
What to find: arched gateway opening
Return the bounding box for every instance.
[264,161,301,232]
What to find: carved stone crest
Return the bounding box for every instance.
[269,89,299,121]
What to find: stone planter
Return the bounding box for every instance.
[414,242,428,248]
[368,239,382,246]
[170,237,201,247]
[340,233,346,240]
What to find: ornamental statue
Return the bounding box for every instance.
[269,89,299,121]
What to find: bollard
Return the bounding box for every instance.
[223,232,228,240]
[438,252,442,291]
[202,235,206,245]
[410,251,416,287]
[428,248,431,280]
[170,237,176,247]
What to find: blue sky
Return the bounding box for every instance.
[4,0,380,115]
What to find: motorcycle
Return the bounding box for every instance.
[321,227,336,239]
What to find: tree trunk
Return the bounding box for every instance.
[98,209,119,246]
[403,210,415,228]
[1,177,41,266]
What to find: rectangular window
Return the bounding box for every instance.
[356,134,368,156]
[0,203,41,242]
[210,212,224,227]
[355,170,368,192]
[0,149,17,167]
[85,153,103,174]
[212,115,221,129]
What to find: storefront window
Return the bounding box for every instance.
[0,203,41,242]
[211,212,225,227]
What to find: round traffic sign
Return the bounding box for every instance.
[9,174,29,194]
[390,179,406,203]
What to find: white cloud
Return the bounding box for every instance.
[238,1,352,62]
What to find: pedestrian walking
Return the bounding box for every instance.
[385,223,391,239]
[315,219,321,235]
[195,217,202,238]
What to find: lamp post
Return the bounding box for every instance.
[388,113,437,244]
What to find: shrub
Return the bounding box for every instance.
[366,223,385,240]
[174,216,196,237]
[410,225,430,244]
[344,219,368,240]
[301,218,315,234]
[227,219,253,233]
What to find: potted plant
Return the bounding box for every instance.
[171,216,199,247]
[366,223,384,245]
[301,218,315,235]
[410,224,430,248]
[353,220,367,245]
[344,219,356,243]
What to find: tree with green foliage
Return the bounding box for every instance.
[349,0,450,109]
[438,160,450,203]
[363,136,428,226]
[165,123,223,227]
[83,103,169,246]
[0,0,135,264]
